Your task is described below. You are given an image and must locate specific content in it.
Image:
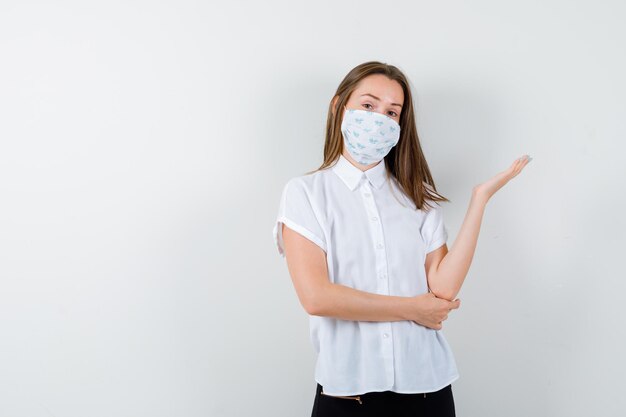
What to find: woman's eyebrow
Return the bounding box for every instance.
[360,93,403,108]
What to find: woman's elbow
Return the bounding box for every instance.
[303,284,330,316]
[430,286,457,302]
[304,301,321,316]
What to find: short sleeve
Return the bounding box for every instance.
[421,202,449,254]
[272,178,327,257]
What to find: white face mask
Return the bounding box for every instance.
[340,106,401,165]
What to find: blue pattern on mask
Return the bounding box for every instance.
[340,109,401,165]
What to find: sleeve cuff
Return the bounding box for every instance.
[273,216,327,257]
[426,238,447,254]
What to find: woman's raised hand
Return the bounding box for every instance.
[473,154,532,202]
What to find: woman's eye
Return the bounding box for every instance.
[388,111,398,117]
[362,103,373,109]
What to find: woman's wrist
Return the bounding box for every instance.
[470,187,490,206]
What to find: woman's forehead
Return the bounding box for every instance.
[354,75,404,104]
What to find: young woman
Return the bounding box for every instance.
[272,61,531,417]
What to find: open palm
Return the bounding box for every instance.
[474,155,532,201]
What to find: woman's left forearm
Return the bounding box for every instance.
[429,154,532,301]
[429,190,488,301]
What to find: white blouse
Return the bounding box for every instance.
[272,154,459,396]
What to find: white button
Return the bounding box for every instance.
[379,273,386,279]
[377,243,383,249]
[364,193,371,197]
[383,333,389,338]
[371,216,378,221]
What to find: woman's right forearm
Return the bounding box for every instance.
[310,282,411,322]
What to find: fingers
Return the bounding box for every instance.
[510,156,525,170]
[516,154,532,169]
[517,155,531,173]
[508,155,532,178]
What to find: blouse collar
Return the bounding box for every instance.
[331,154,388,191]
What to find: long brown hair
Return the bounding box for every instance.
[305,61,449,211]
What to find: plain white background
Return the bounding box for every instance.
[1,1,625,416]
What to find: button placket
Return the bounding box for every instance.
[359,178,394,386]
[359,181,389,290]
